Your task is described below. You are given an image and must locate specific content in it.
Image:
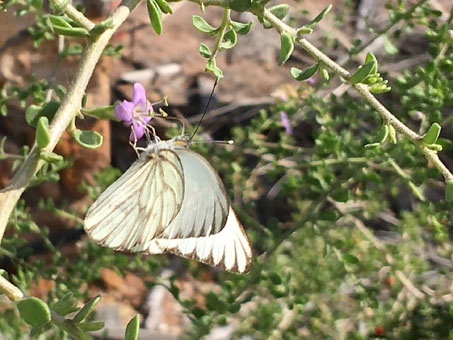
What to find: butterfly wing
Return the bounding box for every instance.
[85,142,253,274]
[84,148,185,250]
[136,147,253,273]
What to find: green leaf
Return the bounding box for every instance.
[230,20,253,35]
[90,17,114,36]
[192,15,216,34]
[309,4,332,27]
[205,59,223,78]
[17,297,51,328]
[50,0,70,14]
[349,60,377,84]
[82,105,116,120]
[388,125,397,144]
[49,15,71,28]
[423,122,441,145]
[222,29,237,49]
[269,4,290,20]
[378,124,389,143]
[36,116,50,149]
[343,254,359,265]
[426,143,442,151]
[319,209,338,221]
[154,0,173,14]
[368,82,391,93]
[25,101,59,127]
[290,64,318,81]
[40,151,63,163]
[147,0,163,35]
[79,321,105,331]
[125,315,140,340]
[296,26,313,36]
[52,293,79,316]
[278,32,294,65]
[320,67,329,81]
[72,295,101,323]
[53,25,89,37]
[199,43,212,58]
[364,142,380,149]
[72,130,103,149]
[228,0,251,12]
[383,35,398,54]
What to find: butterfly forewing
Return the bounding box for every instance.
[84,148,184,250]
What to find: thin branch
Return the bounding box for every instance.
[260,8,453,183]
[0,0,141,243]
[0,275,24,301]
[51,0,96,31]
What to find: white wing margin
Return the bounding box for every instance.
[154,207,253,273]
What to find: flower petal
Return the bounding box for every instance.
[130,121,146,141]
[132,83,147,106]
[114,100,134,123]
[141,116,152,125]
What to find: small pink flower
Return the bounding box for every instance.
[114,83,153,141]
[280,111,293,135]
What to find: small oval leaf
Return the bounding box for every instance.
[125,315,140,340]
[36,116,50,149]
[222,29,237,49]
[49,15,71,28]
[320,67,329,81]
[343,254,359,265]
[349,60,377,84]
[423,122,441,145]
[40,151,63,163]
[230,20,252,35]
[53,25,89,37]
[26,101,59,127]
[147,0,163,35]
[192,15,216,33]
[72,295,101,323]
[269,4,290,20]
[73,130,103,149]
[199,43,211,58]
[278,32,294,65]
[90,17,114,36]
[154,0,173,14]
[79,321,105,331]
[290,64,318,81]
[17,297,51,328]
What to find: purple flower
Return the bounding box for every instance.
[114,83,153,141]
[280,111,293,135]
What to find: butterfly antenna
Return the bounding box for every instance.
[190,77,219,141]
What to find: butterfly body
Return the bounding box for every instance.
[84,137,253,273]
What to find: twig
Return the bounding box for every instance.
[0,275,23,300]
[0,0,141,243]
[260,8,453,184]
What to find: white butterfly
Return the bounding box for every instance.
[84,136,253,274]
